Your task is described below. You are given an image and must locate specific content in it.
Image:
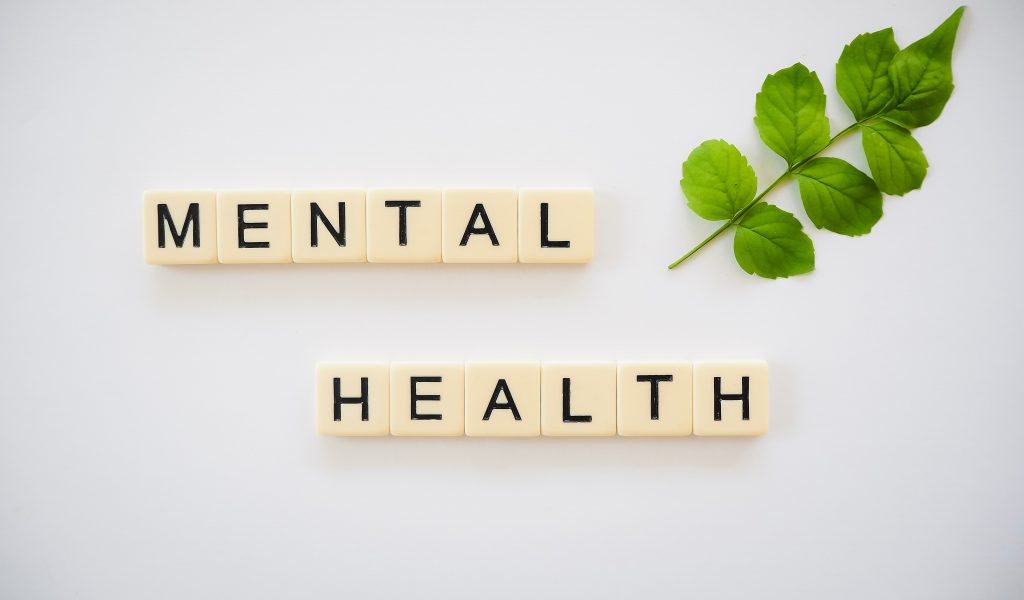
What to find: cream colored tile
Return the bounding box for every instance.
[617,362,693,436]
[541,362,616,436]
[217,190,292,263]
[315,363,390,436]
[464,362,540,437]
[143,190,218,264]
[292,189,366,263]
[693,361,769,436]
[442,189,518,263]
[518,189,594,263]
[366,189,442,263]
[390,363,464,436]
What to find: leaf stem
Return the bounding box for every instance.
[666,220,734,270]
[667,119,870,270]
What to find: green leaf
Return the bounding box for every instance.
[861,120,929,195]
[754,63,831,166]
[734,203,815,279]
[883,7,965,128]
[680,140,758,221]
[836,28,899,120]
[794,157,883,236]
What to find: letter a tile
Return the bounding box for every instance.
[464,362,540,436]
[442,189,518,263]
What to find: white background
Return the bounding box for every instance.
[1,0,1022,597]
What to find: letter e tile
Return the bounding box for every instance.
[217,190,292,263]
[390,363,465,436]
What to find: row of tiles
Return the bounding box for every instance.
[316,361,768,437]
[143,188,594,265]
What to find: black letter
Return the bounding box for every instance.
[333,377,369,421]
[384,200,421,246]
[714,376,750,421]
[460,204,500,246]
[310,202,346,247]
[410,376,442,420]
[482,379,522,421]
[637,374,673,420]
[157,203,200,248]
[238,204,270,248]
[561,378,592,423]
[540,202,570,248]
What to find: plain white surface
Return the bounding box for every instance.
[1,0,1022,597]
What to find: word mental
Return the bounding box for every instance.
[316,361,768,437]
[143,188,594,265]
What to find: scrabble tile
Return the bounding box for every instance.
[464,362,540,436]
[291,189,366,263]
[617,362,693,436]
[143,190,218,264]
[540,362,616,436]
[316,363,390,436]
[366,189,442,263]
[442,189,518,263]
[390,363,464,436]
[217,190,292,263]
[518,189,594,263]
[693,361,769,436]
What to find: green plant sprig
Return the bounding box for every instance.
[669,7,965,278]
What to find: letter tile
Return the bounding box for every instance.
[540,362,616,436]
[692,361,769,436]
[464,362,540,436]
[143,190,218,264]
[366,189,442,263]
[216,190,292,263]
[442,189,518,263]
[617,362,693,436]
[517,189,594,263]
[291,189,366,263]
[316,362,390,436]
[390,363,464,436]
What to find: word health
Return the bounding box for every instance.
[316,361,768,437]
